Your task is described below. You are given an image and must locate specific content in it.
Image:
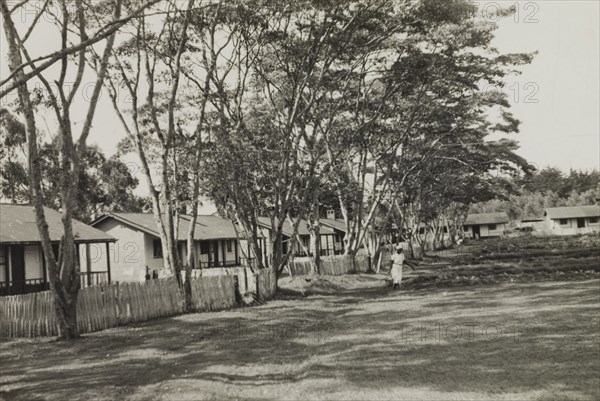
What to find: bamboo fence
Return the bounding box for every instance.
[0,273,245,338]
[288,254,371,276]
[257,268,276,300]
[1,257,367,338]
[189,275,236,312]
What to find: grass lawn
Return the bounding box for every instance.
[1,275,599,401]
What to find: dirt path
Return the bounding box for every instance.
[1,277,599,401]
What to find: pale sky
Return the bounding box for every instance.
[490,0,599,171]
[1,0,599,176]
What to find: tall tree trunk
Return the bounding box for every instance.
[308,227,321,274]
[0,0,120,339]
[2,2,72,338]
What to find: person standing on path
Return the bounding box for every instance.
[389,247,415,290]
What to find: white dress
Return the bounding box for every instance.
[390,253,404,284]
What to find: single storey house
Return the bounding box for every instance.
[463,212,509,239]
[319,218,347,254]
[0,203,115,296]
[321,217,406,251]
[91,213,247,282]
[543,205,600,235]
[257,217,338,259]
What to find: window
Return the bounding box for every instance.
[464,226,469,232]
[488,224,497,231]
[419,227,426,235]
[227,240,233,253]
[443,226,448,233]
[589,217,599,224]
[153,239,162,259]
[200,242,210,255]
[559,219,569,225]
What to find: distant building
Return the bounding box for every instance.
[463,212,509,239]
[519,216,546,231]
[319,218,347,254]
[257,217,339,258]
[0,204,115,295]
[91,213,246,282]
[543,205,600,235]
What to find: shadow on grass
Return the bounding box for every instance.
[1,280,599,400]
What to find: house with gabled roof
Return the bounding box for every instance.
[256,217,339,258]
[463,212,509,239]
[320,218,347,254]
[0,203,115,295]
[543,205,600,235]
[91,212,248,282]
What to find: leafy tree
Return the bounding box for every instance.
[316,0,533,261]
[0,108,29,202]
[1,110,144,220]
[1,0,158,339]
[99,0,198,297]
[522,167,566,196]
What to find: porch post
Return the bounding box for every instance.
[222,240,226,267]
[85,243,92,287]
[234,240,239,266]
[40,245,47,287]
[106,242,112,283]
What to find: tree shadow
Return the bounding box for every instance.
[1,280,598,400]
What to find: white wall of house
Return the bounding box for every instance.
[463,225,473,238]
[143,233,164,274]
[463,223,507,239]
[547,216,600,235]
[78,243,112,275]
[221,239,238,265]
[481,223,506,237]
[92,219,146,282]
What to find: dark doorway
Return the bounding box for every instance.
[10,245,26,294]
[210,240,219,267]
[577,218,586,228]
[472,225,481,239]
[282,238,288,256]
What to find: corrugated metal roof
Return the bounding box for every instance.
[464,212,509,226]
[257,217,335,237]
[92,213,240,240]
[544,205,600,219]
[0,203,115,244]
[320,218,347,232]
